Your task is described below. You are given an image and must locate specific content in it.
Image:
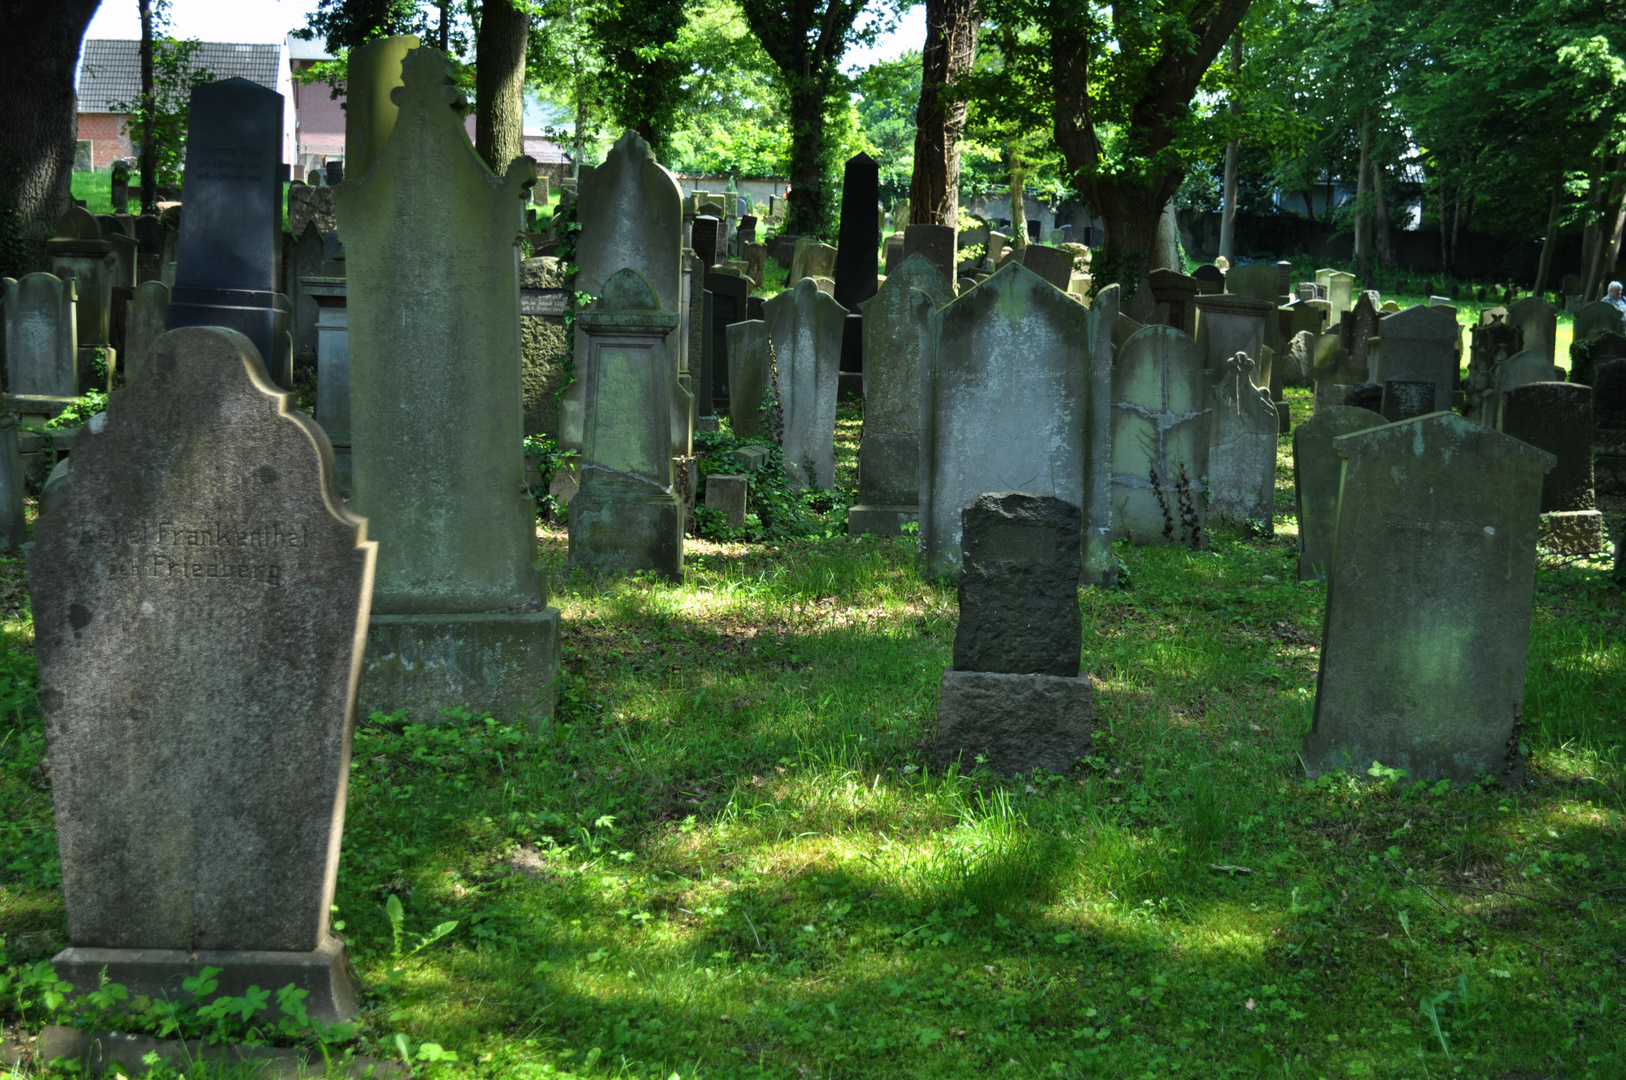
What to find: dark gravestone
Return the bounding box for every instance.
[903,224,956,287]
[691,215,721,268]
[706,270,748,408]
[1191,263,1225,294]
[840,311,863,375]
[747,295,765,322]
[1021,246,1073,291]
[833,152,880,313]
[1148,267,1199,335]
[166,78,290,387]
[33,326,373,1021]
[1594,359,1626,493]
[952,492,1082,677]
[1381,378,1435,422]
[768,233,803,267]
[324,159,344,185]
[1344,382,1383,414]
[1573,330,1626,386]
[1501,382,1594,513]
[696,290,716,421]
[738,215,757,246]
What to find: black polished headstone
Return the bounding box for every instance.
[692,216,721,269]
[833,152,880,315]
[706,271,748,409]
[166,78,289,386]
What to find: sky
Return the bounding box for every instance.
[85,0,925,64]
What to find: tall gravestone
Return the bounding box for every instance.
[0,417,26,551]
[567,269,685,580]
[344,35,419,180]
[1506,296,1557,366]
[1223,263,1281,350]
[3,274,78,400]
[1304,413,1552,786]
[1326,271,1355,314]
[124,280,170,385]
[1110,326,1208,547]
[336,46,560,724]
[903,224,956,286]
[1291,405,1384,581]
[726,319,770,437]
[849,254,954,536]
[166,78,290,388]
[919,262,1098,576]
[47,207,114,354]
[303,276,352,494]
[691,216,721,269]
[1207,353,1278,535]
[519,257,571,441]
[1082,286,1121,586]
[32,325,374,1022]
[706,271,749,409]
[1499,382,1605,554]
[764,278,845,489]
[936,492,1093,776]
[833,152,880,314]
[1194,293,1270,381]
[1345,290,1382,380]
[1374,304,1459,412]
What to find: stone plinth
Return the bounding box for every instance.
[935,671,1092,776]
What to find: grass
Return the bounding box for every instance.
[2,390,1624,1079]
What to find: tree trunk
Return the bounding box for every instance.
[1353,110,1371,279]
[1302,190,1315,223]
[909,0,978,227]
[1373,160,1391,268]
[439,1,450,51]
[1604,191,1626,295]
[1532,181,1562,296]
[1217,33,1240,262]
[784,84,828,235]
[138,0,157,213]
[1092,177,1179,322]
[1437,190,1450,273]
[475,0,528,173]
[1448,185,1465,276]
[0,0,101,279]
[1007,146,1026,247]
[1582,156,1625,301]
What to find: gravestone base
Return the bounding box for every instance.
[1540,509,1606,555]
[934,669,1092,777]
[697,414,719,432]
[567,474,685,582]
[53,937,357,1023]
[847,503,917,537]
[360,609,562,727]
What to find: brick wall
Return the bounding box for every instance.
[76,113,135,170]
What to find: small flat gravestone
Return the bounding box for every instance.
[32,326,374,1021]
[1303,413,1553,786]
[936,491,1091,776]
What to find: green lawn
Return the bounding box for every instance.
[1,390,1623,1079]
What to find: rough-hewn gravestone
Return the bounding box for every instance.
[1292,405,1385,581]
[344,35,419,180]
[1207,353,1277,536]
[764,278,845,489]
[124,280,169,385]
[1380,378,1435,422]
[1499,382,1605,554]
[936,492,1092,775]
[1506,296,1558,365]
[903,224,956,286]
[568,269,685,580]
[833,152,880,315]
[1345,291,1382,380]
[1303,413,1553,786]
[919,262,1098,576]
[726,319,770,438]
[32,325,374,1022]
[335,46,559,724]
[166,79,289,388]
[850,254,954,536]
[1110,325,1208,547]
[3,273,78,400]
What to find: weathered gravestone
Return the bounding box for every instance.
[1381,378,1435,422]
[519,257,570,438]
[1594,359,1626,493]
[336,46,560,724]
[789,238,837,284]
[166,79,290,388]
[935,491,1092,776]
[726,319,770,438]
[1374,304,1459,412]
[124,280,170,385]
[47,207,114,356]
[1291,405,1384,581]
[301,276,351,494]
[903,224,956,287]
[1223,262,1281,347]
[833,152,880,316]
[1344,291,1382,380]
[1019,245,1073,292]
[1499,382,1605,554]
[345,35,419,180]
[1572,301,1623,345]
[3,273,78,400]
[1488,349,1563,425]
[1194,293,1270,381]
[1572,330,1626,387]
[1148,267,1199,335]
[919,262,1103,576]
[850,254,954,536]
[1207,352,1277,536]
[704,474,748,528]
[706,271,749,409]
[764,278,845,489]
[1110,325,1208,547]
[1506,296,1558,366]
[1302,413,1552,786]
[0,417,26,551]
[32,325,374,1021]
[1191,263,1224,295]
[1282,329,1316,388]
[1312,334,1366,414]
[567,269,685,580]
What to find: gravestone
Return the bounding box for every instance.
[0,418,23,551]
[1206,353,1277,536]
[1312,332,1366,413]
[344,35,419,179]
[726,319,770,438]
[124,280,170,385]
[704,474,747,528]
[936,492,1092,775]
[1345,290,1382,380]
[1374,304,1458,413]
[1381,378,1435,422]
[1020,246,1073,292]
[1488,349,1563,424]
[903,224,956,286]
[1499,382,1605,554]
[335,45,560,724]
[833,152,880,314]
[1573,300,1625,344]
[1223,262,1279,337]
[1344,382,1384,413]
[790,239,837,284]
[850,254,954,536]
[47,208,115,381]
[1191,263,1224,295]
[1148,268,1198,335]
[1282,329,1316,387]
[1194,293,1270,379]
[1326,270,1355,314]
[285,224,324,367]
[3,273,78,400]
[567,269,685,580]
[706,271,749,409]
[1291,405,1384,581]
[301,276,351,494]
[32,325,374,1022]
[883,233,905,274]
[1595,359,1626,493]
[1110,326,1208,547]
[165,78,289,388]
[1303,413,1553,786]
[697,289,716,425]
[763,278,845,489]
[1506,296,1557,365]
[288,185,337,238]
[742,241,767,288]
[919,262,1097,576]
[738,214,757,247]
[691,216,721,268]
[1572,330,1626,387]
[519,257,570,439]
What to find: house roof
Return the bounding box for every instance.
[78,39,282,114]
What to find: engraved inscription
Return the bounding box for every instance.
[99,517,306,586]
